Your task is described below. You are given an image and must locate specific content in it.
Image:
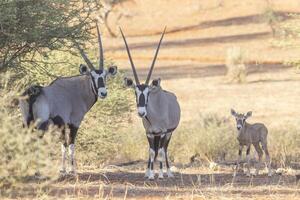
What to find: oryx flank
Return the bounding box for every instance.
[19,23,117,175]
[120,27,180,180]
[231,109,272,177]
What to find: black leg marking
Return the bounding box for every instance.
[38,121,49,131]
[51,115,66,142]
[68,124,78,145]
[52,115,65,127]
[147,158,151,169]
[238,149,242,156]
[164,133,172,169]
[246,146,250,156]
[150,161,154,171]
[153,136,160,161]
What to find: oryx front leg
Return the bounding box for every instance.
[145,158,151,178]
[146,136,155,180]
[148,148,155,180]
[234,145,243,177]
[60,143,67,175]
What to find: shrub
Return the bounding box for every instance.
[0,74,59,190]
[225,46,247,83]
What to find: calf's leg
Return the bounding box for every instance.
[261,141,272,176]
[253,143,263,176]
[233,145,243,177]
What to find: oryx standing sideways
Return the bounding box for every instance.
[19,23,117,175]
[120,27,180,180]
[230,109,272,177]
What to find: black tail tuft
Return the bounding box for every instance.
[22,85,43,126]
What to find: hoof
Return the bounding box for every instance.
[158,172,164,179]
[34,172,41,177]
[59,169,67,176]
[148,171,155,180]
[68,170,77,176]
[144,169,150,178]
[268,172,273,177]
[167,171,174,178]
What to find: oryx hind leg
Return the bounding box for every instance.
[164,132,174,178]
[51,116,67,175]
[67,124,78,175]
[158,134,167,179]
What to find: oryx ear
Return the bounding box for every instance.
[107,65,118,76]
[79,64,90,75]
[246,111,252,118]
[124,77,135,88]
[151,78,161,87]
[231,108,237,116]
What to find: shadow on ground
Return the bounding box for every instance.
[123,63,291,80]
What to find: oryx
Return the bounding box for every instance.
[230,109,272,177]
[120,27,181,180]
[19,23,117,175]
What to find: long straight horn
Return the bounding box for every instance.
[145,27,166,85]
[119,27,140,85]
[96,23,104,70]
[74,42,95,70]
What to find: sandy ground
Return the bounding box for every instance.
[10,165,300,199]
[95,0,300,127]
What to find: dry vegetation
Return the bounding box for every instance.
[1,0,300,199]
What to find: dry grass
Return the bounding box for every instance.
[2,0,300,199]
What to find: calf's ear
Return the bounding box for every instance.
[231,108,237,116]
[246,111,252,118]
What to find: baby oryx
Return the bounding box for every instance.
[230,109,272,177]
[19,23,117,175]
[120,27,180,180]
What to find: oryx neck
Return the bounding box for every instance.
[89,74,98,98]
[86,75,98,105]
[149,86,162,94]
[239,122,250,134]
